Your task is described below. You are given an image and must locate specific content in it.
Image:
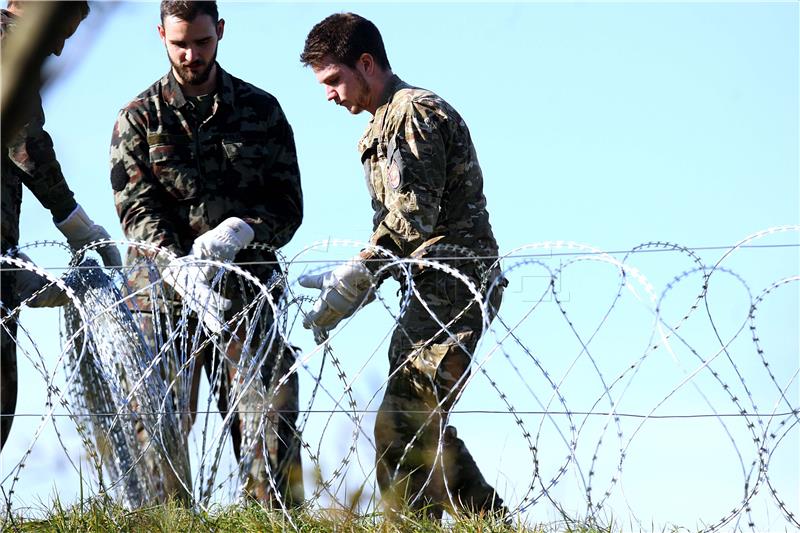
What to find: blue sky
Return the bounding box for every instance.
[3,2,798,530]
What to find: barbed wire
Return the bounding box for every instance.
[0,229,798,531]
[3,410,798,418]
[0,241,797,271]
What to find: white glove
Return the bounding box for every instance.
[162,256,233,334]
[298,259,375,339]
[191,216,255,261]
[162,217,254,334]
[56,204,122,268]
[15,253,69,307]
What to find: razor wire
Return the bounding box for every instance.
[0,227,797,532]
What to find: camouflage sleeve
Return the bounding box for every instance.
[369,99,447,258]
[110,109,182,255]
[239,103,303,248]
[7,98,77,222]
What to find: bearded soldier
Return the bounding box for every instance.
[110,0,303,505]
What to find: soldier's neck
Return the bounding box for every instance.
[366,70,396,115]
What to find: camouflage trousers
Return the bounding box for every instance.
[374,264,506,518]
[134,310,304,506]
[0,266,18,450]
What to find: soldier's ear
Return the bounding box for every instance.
[216,19,225,41]
[157,24,165,43]
[358,53,375,76]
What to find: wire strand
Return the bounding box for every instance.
[2,242,798,270]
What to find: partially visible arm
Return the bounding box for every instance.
[9,99,77,222]
[240,102,303,249]
[368,100,448,260]
[110,108,182,256]
[9,98,120,267]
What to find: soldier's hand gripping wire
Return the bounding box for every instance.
[297,259,375,343]
[56,204,122,268]
[161,217,254,334]
[298,258,375,342]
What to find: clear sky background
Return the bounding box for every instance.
[2,2,798,531]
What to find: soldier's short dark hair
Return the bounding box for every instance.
[300,13,391,71]
[7,1,90,19]
[160,0,218,24]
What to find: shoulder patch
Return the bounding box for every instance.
[110,160,129,192]
[387,161,401,190]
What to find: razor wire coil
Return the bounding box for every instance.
[0,228,797,532]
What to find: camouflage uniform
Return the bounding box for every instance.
[358,75,506,516]
[1,8,78,449]
[110,66,304,505]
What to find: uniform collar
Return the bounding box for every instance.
[359,75,409,153]
[374,74,406,114]
[161,63,236,111]
[365,74,407,136]
[216,65,236,111]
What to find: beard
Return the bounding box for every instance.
[346,68,371,114]
[170,44,218,86]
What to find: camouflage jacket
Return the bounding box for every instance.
[110,66,303,297]
[1,8,78,253]
[358,76,498,275]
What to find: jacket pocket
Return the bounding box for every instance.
[148,143,200,200]
[222,140,270,187]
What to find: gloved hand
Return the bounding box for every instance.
[298,259,375,340]
[162,256,233,334]
[161,217,254,334]
[56,204,122,268]
[15,253,69,307]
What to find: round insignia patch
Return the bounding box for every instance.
[387,162,401,190]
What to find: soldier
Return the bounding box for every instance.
[1,0,122,450]
[109,0,303,504]
[300,13,508,519]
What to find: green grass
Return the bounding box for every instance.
[0,499,609,533]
